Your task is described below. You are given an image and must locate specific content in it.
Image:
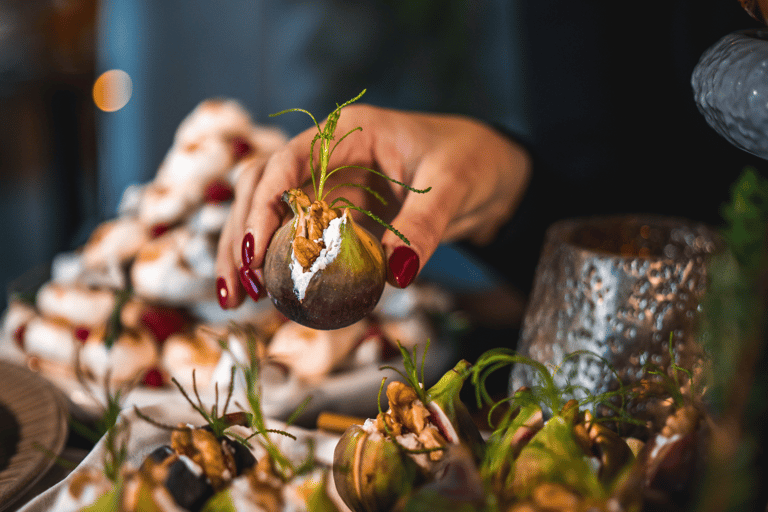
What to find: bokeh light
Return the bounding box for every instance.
[92,69,132,112]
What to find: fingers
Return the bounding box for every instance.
[215,127,317,308]
[381,158,468,288]
[242,132,315,267]
[380,116,531,288]
[215,158,261,308]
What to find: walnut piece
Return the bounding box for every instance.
[292,236,323,270]
[374,381,446,459]
[170,427,235,490]
[289,194,340,271]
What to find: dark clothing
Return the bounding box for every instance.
[470,1,768,294]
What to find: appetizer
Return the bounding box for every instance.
[331,343,716,512]
[262,91,430,330]
[46,361,351,512]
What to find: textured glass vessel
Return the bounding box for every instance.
[511,215,720,399]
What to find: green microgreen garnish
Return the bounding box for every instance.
[104,289,131,349]
[230,325,315,481]
[132,322,321,485]
[270,89,432,246]
[639,332,696,408]
[68,365,130,482]
[471,348,642,433]
[133,367,253,446]
[379,339,431,405]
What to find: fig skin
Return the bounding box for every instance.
[263,208,386,330]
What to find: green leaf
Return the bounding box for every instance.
[512,415,604,500]
[333,198,411,246]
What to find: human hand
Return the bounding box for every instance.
[215,104,531,309]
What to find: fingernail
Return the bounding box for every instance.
[239,265,262,302]
[389,246,419,288]
[242,232,255,266]
[216,277,229,309]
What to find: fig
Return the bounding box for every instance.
[334,422,424,512]
[333,357,485,512]
[262,90,430,330]
[263,189,386,330]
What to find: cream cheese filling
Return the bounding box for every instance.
[290,212,347,301]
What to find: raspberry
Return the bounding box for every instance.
[150,223,170,238]
[231,136,253,159]
[141,306,186,344]
[203,180,235,203]
[74,327,90,343]
[13,325,25,350]
[142,367,165,387]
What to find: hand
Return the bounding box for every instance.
[215,104,531,309]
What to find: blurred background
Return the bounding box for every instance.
[0,0,526,315]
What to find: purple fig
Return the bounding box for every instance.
[263,190,386,330]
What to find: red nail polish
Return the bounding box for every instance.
[242,232,255,266]
[389,246,419,288]
[216,277,229,309]
[239,266,262,302]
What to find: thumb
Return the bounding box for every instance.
[380,173,466,288]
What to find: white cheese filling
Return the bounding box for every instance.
[290,212,347,301]
[650,433,682,460]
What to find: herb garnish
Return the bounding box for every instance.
[270,89,431,246]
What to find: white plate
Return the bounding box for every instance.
[16,405,343,512]
[0,328,456,426]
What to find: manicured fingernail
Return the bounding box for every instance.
[389,246,419,288]
[242,232,255,266]
[239,265,262,302]
[216,277,229,309]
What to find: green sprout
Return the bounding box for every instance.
[134,367,254,447]
[65,366,131,482]
[225,324,316,480]
[379,339,432,405]
[270,89,432,246]
[639,332,696,409]
[470,348,641,433]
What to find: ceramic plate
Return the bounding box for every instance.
[0,361,68,512]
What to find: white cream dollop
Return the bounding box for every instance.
[289,212,347,301]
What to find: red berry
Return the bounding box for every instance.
[231,136,253,159]
[150,223,170,238]
[203,180,235,203]
[142,367,164,387]
[140,306,187,344]
[13,325,26,350]
[74,327,90,343]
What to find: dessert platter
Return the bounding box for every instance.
[11,324,729,512]
[0,97,456,424]
[4,88,766,512]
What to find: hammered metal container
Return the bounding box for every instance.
[510,215,720,400]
